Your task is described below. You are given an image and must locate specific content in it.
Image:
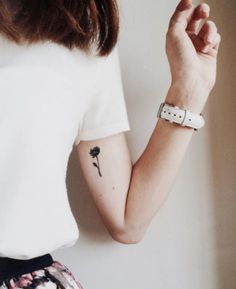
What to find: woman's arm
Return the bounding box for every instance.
[76,0,221,244]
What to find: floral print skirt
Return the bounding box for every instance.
[0,254,84,289]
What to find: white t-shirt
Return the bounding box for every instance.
[0,34,130,259]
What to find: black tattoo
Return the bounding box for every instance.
[89,146,102,177]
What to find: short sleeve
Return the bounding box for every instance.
[73,46,131,146]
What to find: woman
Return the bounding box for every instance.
[0,0,221,288]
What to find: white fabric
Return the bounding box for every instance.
[0,34,130,259]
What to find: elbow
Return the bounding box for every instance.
[110,228,145,245]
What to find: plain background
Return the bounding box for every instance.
[52,1,236,288]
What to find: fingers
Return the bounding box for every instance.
[169,0,195,30]
[189,31,221,56]
[205,32,221,57]
[176,0,193,11]
[187,3,210,33]
[168,0,221,57]
[198,20,218,48]
[212,33,221,51]
[169,1,211,33]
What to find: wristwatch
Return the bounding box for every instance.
[157,102,205,131]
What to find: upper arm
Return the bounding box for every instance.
[76,132,132,238]
[72,45,132,239]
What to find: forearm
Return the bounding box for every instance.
[119,89,199,243]
[111,0,220,244]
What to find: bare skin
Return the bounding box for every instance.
[76,0,221,244]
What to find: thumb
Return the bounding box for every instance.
[169,0,195,30]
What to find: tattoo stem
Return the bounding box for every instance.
[96,155,102,177]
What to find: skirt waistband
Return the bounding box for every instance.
[0,253,54,282]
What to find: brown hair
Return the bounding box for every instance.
[0,0,120,56]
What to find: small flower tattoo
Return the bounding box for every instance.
[89,146,102,177]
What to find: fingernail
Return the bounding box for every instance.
[207,35,214,43]
[204,34,213,44]
[201,3,210,15]
[202,45,210,53]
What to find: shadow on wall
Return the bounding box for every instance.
[207,0,236,288]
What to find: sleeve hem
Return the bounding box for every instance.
[73,121,131,146]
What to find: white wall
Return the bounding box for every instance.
[52,1,236,289]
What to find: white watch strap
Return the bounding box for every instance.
[157,103,205,130]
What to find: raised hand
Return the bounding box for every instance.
[165,0,221,113]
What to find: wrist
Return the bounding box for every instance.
[157,102,205,131]
[165,82,210,114]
